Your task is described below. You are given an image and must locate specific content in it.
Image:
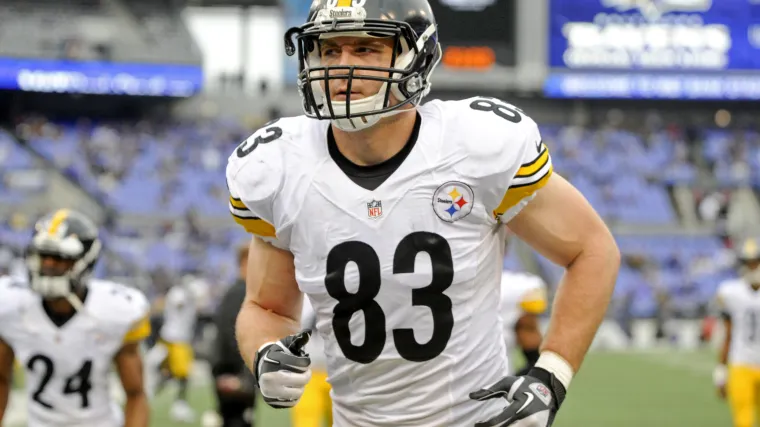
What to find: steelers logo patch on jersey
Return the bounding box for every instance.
[432,181,474,222]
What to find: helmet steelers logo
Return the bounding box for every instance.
[432,181,474,223]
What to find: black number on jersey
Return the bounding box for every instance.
[747,310,759,343]
[325,232,454,364]
[63,360,93,408]
[325,241,386,364]
[469,98,523,124]
[27,355,55,409]
[27,354,93,410]
[236,119,282,158]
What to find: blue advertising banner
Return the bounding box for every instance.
[544,72,760,100]
[546,0,760,98]
[0,57,202,97]
[549,0,760,71]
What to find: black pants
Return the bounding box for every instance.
[217,391,254,427]
[221,412,250,427]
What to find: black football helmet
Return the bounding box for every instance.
[25,209,102,300]
[284,0,442,132]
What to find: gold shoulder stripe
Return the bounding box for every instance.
[493,166,553,218]
[123,316,151,343]
[516,149,549,178]
[229,197,248,211]
[232,215,276,237]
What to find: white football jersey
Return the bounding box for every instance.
[0,276,150,427]
[226,97,553,426]
[160,285,197,344]
[716,279,760,367]
[301,297,327,371]
[499,271,548,373]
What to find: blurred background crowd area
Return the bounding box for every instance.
[0,0,760,323]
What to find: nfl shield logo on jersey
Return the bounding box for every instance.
[367,200,383,219]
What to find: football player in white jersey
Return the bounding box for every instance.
[0,209,150,427]
[145,275,202,422]
[227,0,620,425]
[500,268,548,376]
[714,237,760,427]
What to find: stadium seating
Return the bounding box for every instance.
[0,130,47,205]
[8,115,742,316]
[0,0,198,64]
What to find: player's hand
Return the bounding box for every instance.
[713,365,727,400]
[470,367,566,427]
[254,330,312,409]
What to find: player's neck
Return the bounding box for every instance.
[43,289,87,315]
[331,109,418,166]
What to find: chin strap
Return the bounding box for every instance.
[65,292,85,312]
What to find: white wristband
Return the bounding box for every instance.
[713,365,728,387]
[535,351,574,390]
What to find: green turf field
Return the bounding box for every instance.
[6,350,733,427]
[146,350,732,427]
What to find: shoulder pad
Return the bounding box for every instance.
[434,97,551,222]
[226,116,308,188]
[225,116,309,247]
[89,280,150,326]
[166,286,189,305]
[0,276,32,318]
[435,97,541,179]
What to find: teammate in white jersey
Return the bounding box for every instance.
[0,209,150,427]
[500,269,548,376]
[146,276,203,422]
[714,237,760,427]
[227,0,620,425]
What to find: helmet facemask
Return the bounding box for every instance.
[286,13,441,132]
[26,231,101,309]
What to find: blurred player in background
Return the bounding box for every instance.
[500,240,548,375]
[291,297,331,427]
[146,274,205,423]
[212,244,257,427]
[715,236,760,427]
[0,209,150,427]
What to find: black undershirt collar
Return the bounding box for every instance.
[42,288,88,328]
[327,112,422,191]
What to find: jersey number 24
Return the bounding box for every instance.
[27,354,93,410]
[326,232,454,364]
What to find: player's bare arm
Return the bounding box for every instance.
[0,338,14,422]
[514,314,542,375]
[235,236,312,408]
[508,173,619,373]
[515,313,542,349]
[115,342,149,427]
[470,173,619,426]
[236,236,303,371]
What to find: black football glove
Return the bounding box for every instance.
[253,330,312,408]
[470,367,567,427]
